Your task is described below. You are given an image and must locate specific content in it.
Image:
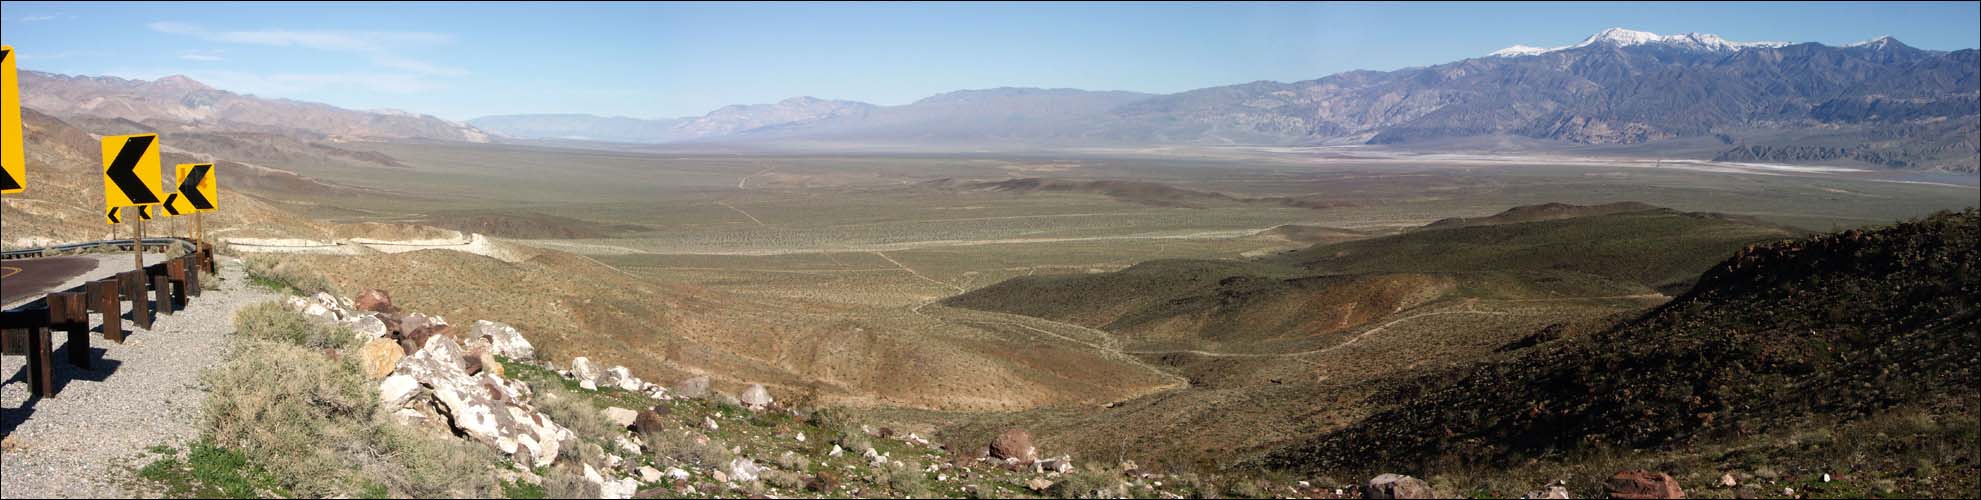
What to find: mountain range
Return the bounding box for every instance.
[467,28,1975,171]
[14,28,1977,172]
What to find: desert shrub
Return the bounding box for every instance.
[232,301,355,350]
[879,458,931,497]
[832,419,873,452]
[201,340,376,496]
[1051,464,1126,499]
[200,336,501,498]
[542,467,601,499]
[534,386,624,443]
[775,450,811,471]
[361,422,503,498]
[244,255,338,295]
[763,469,805,490]
[646,428,734,467]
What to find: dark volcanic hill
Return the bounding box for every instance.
[1269,209,1979,488]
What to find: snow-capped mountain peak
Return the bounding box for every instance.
[1487,45,1553,58]
[1578,27,1664,47]
[1848,35,1897,48]
[1489,28,1790,57]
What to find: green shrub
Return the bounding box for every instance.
[232,302,355,350]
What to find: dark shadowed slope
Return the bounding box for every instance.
[1270,210,1978,490]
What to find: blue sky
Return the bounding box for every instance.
[3,1,1976,121]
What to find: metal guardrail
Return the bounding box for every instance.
[2,237,200,260]
[2,240,215,399]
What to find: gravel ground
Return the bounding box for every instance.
[1,257,276,498]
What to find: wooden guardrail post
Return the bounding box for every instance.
[87,278,125,343]
[153,273,174,316]
[1,310,55,398]
[122,270,152,330]
[48,292,90,369]
[175,254,201,298]
[27,324,52,397]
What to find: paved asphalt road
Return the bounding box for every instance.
[1,254,168,310]
[1,257,99,308]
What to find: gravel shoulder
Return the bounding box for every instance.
[1,257,276,498]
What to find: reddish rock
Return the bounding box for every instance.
[631,409,669,434]
[354,288,398,313]
[989,428,1038,464]
[1605,470,1686,499]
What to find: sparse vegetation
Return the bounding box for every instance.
[245,255,340,296]
[136,306,505,498]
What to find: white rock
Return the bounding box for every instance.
[1821,473,1832,483]
[703,416,719,431]
[796,432,806,442]
[638,466,663,483]
[378,374,421,409]
[602,406,638,428]
[829,444,844,457]
[726,458,761,482]
[580,380,598,391]
[571,357,602,384]
[349,315,389,340]
[605,454,624,468]
[616,436,642,455]
[739,384,773,409]
[584,463,605,484]
[666,467,690,481]
[600,477,637,499]
[470,320,536,361]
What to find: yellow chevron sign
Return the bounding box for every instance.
[101,134,164,211]
[174,163,217,212]
[2,45,24,194]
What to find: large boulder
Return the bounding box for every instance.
[1365,474,1438,499]
[359,337,406,380]
[672,375,711,399]
[1604,470,1685,499]
[739,384,773,409]
[469,320,535,361]
[571,357,603,385]
[989,428,1038,464]
[354,288,398,314]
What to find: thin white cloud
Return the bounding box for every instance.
[147,21,465,78]
[19,13,69,22]
[110,68,446,95]
[178,50,226,62]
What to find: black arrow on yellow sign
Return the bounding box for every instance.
[106,136,161,204]
[177,163,213,209]
[106,207,121,224]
